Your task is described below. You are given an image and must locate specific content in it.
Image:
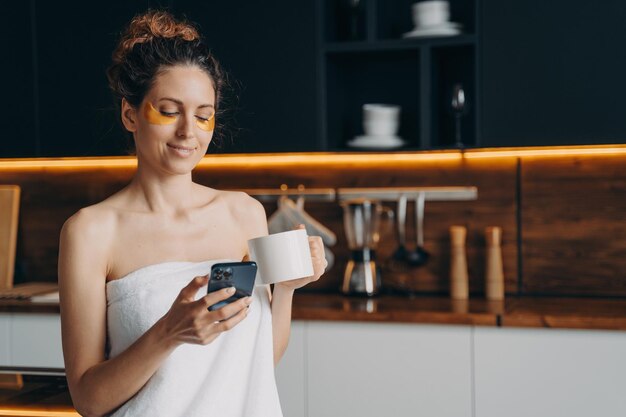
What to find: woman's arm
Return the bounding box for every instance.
[243,200,327,365]
[269,285,295,364]
[270,225,326,364]
[59,210,250,417]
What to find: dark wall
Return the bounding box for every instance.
[172,0,318,153]
[481,0,626,146]
[2,1,151,158]
[35,1,150,157]
[0,0,316,157]
[2,1,37,157]
[2,0,626,157]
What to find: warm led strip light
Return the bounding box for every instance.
[0,408,79,416]
[462,145,626,159]
[0,157,137,170]
[0,145,625,170]
[0,152,462,170]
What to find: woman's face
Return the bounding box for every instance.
[125,65,216,175]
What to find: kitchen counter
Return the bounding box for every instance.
[292,293,500,326]
[0,299,59,314]
[290,293,626,331]
[4,293,626,331]
[499,296,626,330]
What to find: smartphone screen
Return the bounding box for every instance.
[207,261,257,311]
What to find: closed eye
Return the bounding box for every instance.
[160,111,179,117]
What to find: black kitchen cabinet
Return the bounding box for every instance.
[173,0,319,153]
[1,1,169,158]
[2,0,318,157]
[3,0,626,158]
[319,0,480,151]
[480,0,626,147]
[35,1,149,157]
[1,1,37,158]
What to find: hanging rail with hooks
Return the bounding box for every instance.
[239,184,336,202]
[336,187,477,202]
[241,184,477,203]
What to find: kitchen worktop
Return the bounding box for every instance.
[291,293,626,331]
[3,293,626,331]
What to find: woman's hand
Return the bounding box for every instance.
[159,275,252,347]
[275,224,328,291]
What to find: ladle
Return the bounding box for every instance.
[406,192,430,266]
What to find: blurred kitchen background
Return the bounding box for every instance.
[1,1,626,416]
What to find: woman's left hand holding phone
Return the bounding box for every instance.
[158,275,252,347]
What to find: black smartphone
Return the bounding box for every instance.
[207,261,257,311]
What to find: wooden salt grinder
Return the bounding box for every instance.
[485,226,504,300]
[449,225,469,300]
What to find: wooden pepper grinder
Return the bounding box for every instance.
[485,227,504,300]
[449,225,469,300]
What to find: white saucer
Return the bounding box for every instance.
[347,135,407,150]
[403,22,462,38]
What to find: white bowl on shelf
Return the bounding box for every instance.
[403,21,462,38]
[347,135,407,150]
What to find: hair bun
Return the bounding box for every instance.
[112,10,199,64]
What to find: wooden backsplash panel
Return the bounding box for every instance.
[2,167,136,283]
[193,157,519,294]
[1,157,518,297]
[521,155,626,296]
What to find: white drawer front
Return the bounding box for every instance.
[474,327,626,417]
[0,315,10,366]
[10,314,64,369]
[307,321,473,417]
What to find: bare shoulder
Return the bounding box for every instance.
[61,203,117,245]
[214,189,267,239]
[59,203,118,276]
[60,185,134,240]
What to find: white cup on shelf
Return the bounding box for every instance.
[362,103,401,136]
[412,0,450,28]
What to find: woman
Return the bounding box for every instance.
[58,10,326,417]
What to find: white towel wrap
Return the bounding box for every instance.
[105,260,283,417]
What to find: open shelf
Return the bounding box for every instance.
[325,51,421,151]
[318,0,480,151]
[324,34,476,54]
[375,0,476,41]
[323,0,477,43]
[431,45,477,148]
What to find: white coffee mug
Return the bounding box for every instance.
[247,229,314,285]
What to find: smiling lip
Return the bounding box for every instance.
[167,143,197,158]
[167,144,196,151]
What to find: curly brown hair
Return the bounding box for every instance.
[107,10,228,146]
[112,10,199,64]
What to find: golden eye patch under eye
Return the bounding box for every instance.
[143,101,215,131]
[195,112,215,132]
[143,102,177,125]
